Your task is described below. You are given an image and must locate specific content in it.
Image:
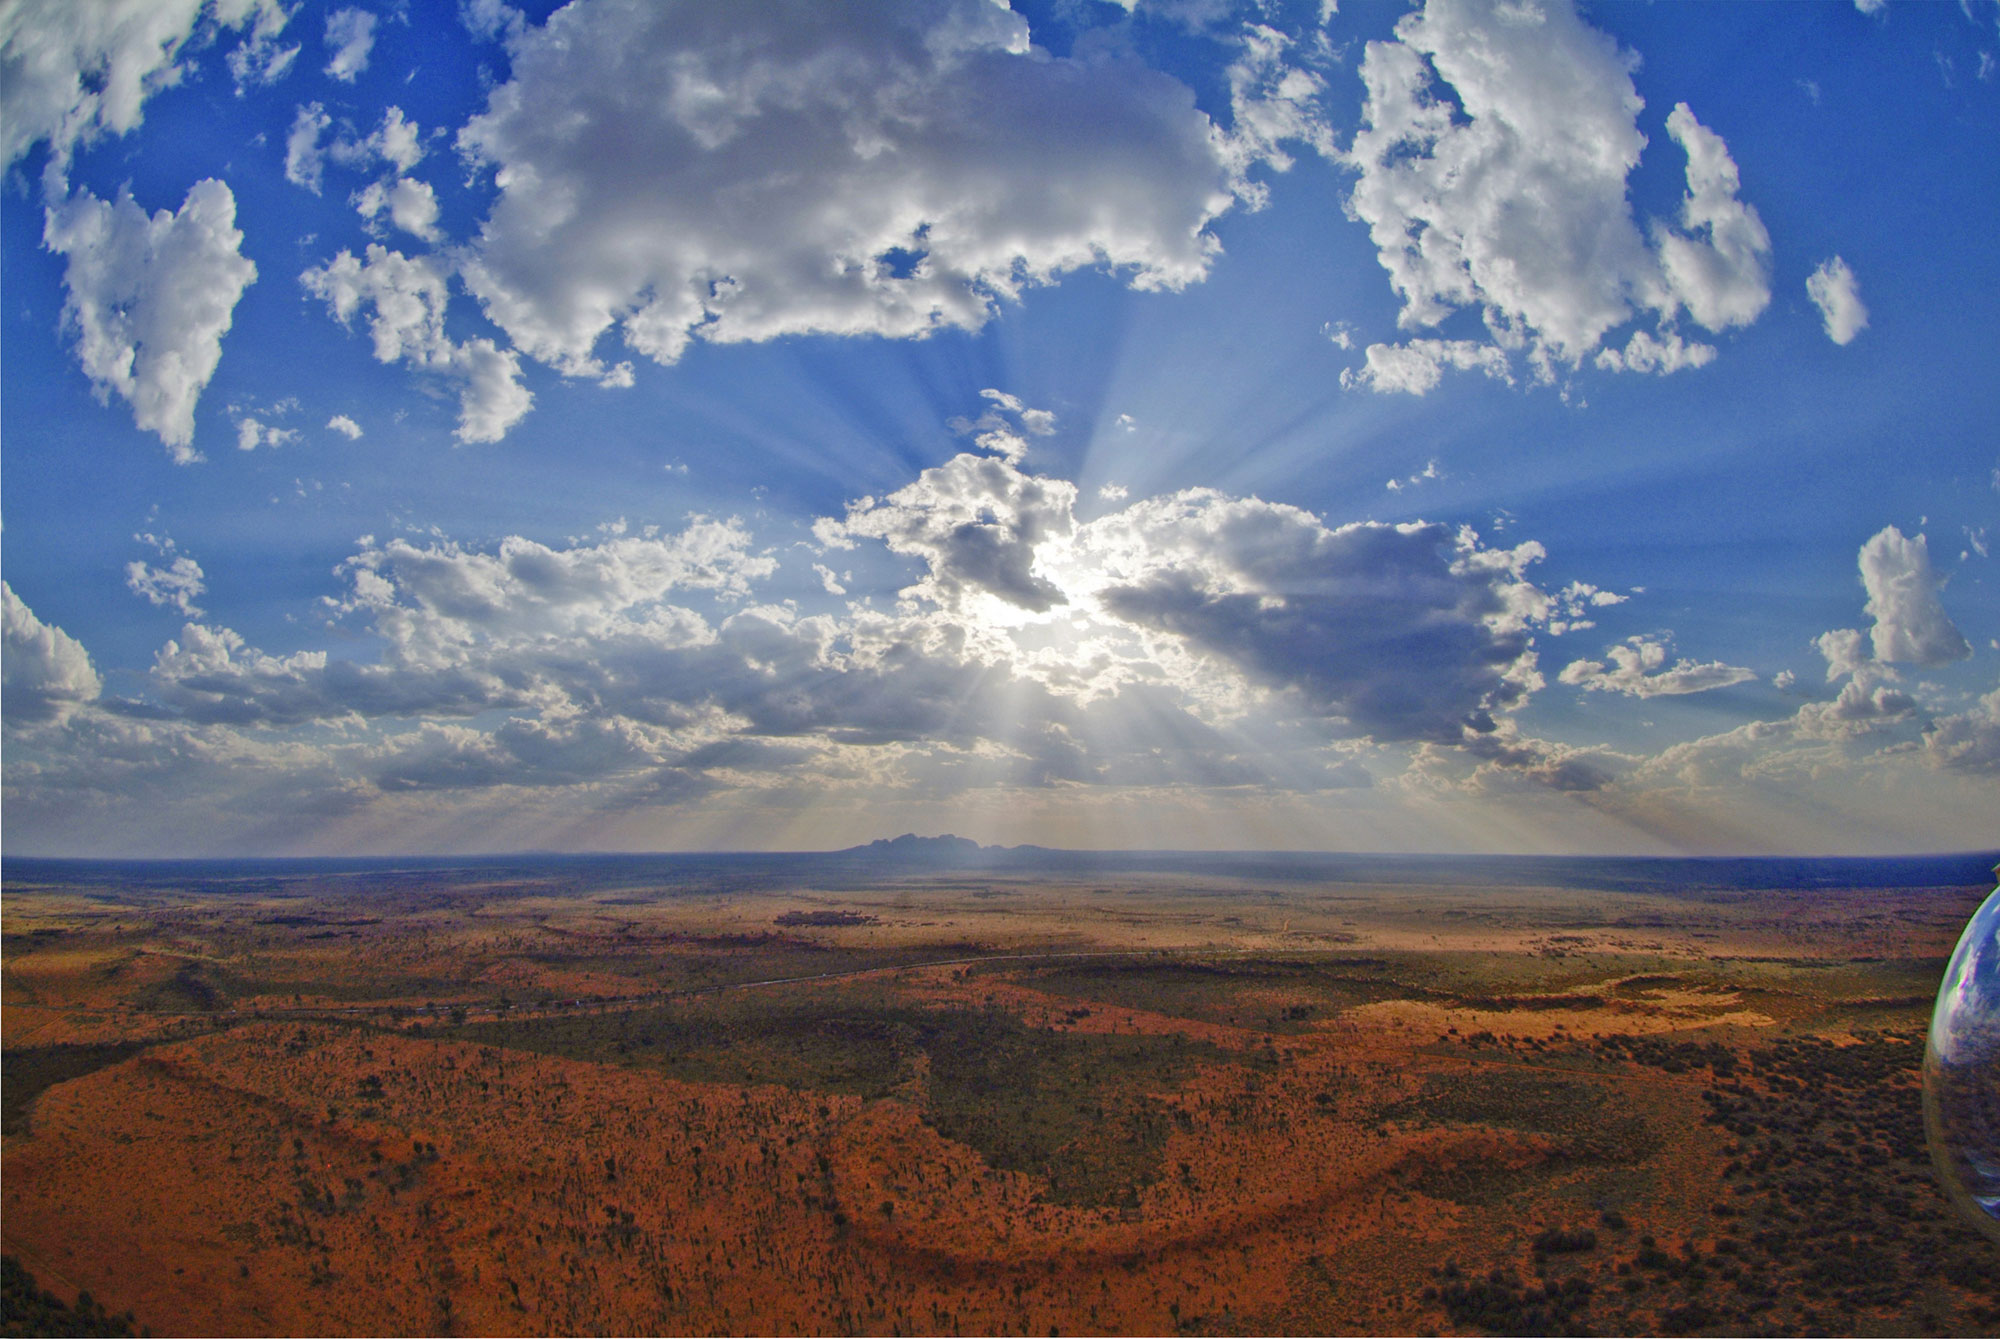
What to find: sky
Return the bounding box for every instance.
[1,0,1996,858]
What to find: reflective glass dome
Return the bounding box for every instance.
[1925,881,2000,1247]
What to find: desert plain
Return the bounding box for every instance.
[2,849,1996,1337]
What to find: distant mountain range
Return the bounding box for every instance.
[835,833,1015,864]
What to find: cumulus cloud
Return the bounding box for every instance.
[1542,580,1628,636]
[1221,21,1335,202]
[335,520,775,655]
[1592,328,1715,375]
[452,0,1245,378]
[820,453,1078,614]
[2,582,101,729]
[1652,103,1773,332]
[290,105,445,266]
[224,0,296,93]
[234,413,299,451]
[1794,674,1915,737]
[1341,339,1511,395]
[1559,636,1756,697]
[323,7,376,82]
[1923,686,2000,773]
[1814,626,1871,681]
[1450,720,1624,792]
[370,717,685,792]
[1806,255,1869,345]
[327,414,363,439]
[355,175,441,241]
[283,103,332,191]
[1857,526,1972,667]
[126,535,206,615]
[1342,0,1769,391]
[97,417,1602,804]
[10,375,1658,822]
[301,244,532,443]
[0,0,285,176]
[1084,498,1552,745]
[1621,521,1985,816]
[42,179,258,461]
[459,0,527,45]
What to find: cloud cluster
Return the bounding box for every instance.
[1923,687,2000,774]
[4,378,1634,831]
[452,0,1243,377]
[1613,523,1982,831]
[1342,0,1770,392]
[41,179,258,461]
[285,105,438,241]
[0,0,286,176]
[301,244,532,443]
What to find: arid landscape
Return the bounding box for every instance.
[3,848,1996,1337]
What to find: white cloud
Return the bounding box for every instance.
[1386,459,1441,493]
[1558,636,1756,697]
[41,179,258,462]
[1653,103,1773,333]
[1794,673,1915,737]
[336,520,776,653]
[327,414,364,439]
[1805,528,1969,719]
[460,0,526,45]
[0,0,285,176]
[233,414,299,451]
[1221,22,1335,205]
[286,104,425,194]
[453,0,1246,378]
[1342,0,1769,391]
[355,175,441,241]
[127,553,206,615]
[1853,0,1886,14]
[1923,686,2000,773]
[1806,255,1869,345]
[1341,339,1512,395]
[1592,328,1716,375]
[1814,626,1872,680]
[366,106,424,173]
[2,582,101,729]
[1858,525,1972,666]
[820,452,1080,615]
[941,388,1059,465]
[1542,580,1628,636]
[301,244,533,443]
[224,1,297,93]
[323,7,376,83]
[283,102,332,191]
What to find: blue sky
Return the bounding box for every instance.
[2,0,1996,857]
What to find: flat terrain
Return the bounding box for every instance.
[2,856,1995,1336]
